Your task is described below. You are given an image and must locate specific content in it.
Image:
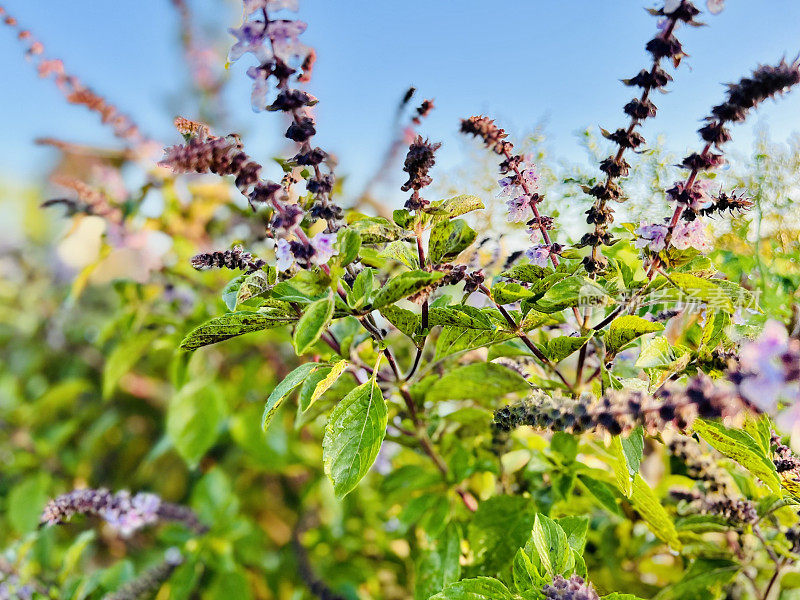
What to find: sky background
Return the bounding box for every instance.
[2,0,800,204]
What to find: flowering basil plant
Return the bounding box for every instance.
[4,0,800,598]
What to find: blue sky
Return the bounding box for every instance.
[2,0,800,201]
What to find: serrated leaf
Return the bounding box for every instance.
[605,315,664,355]
[491,281,536,305]
[535,276,611,313]
[425,362,529,403]
[578,475,622,515]
[380,305,420,339]
[235,269,274,307]
[297,360,349,414]
[370,270,444,309]
[335,228,361,266]
[502,263,553,282]
[545,335,589,362]
[431,578,514,600]
[180,311,295,351]
[628,474,682,549]
[322,381,387,497]
[263,362,324,430]
[526,513,572,577]
[293,294,334,355]
[468,496,537,572]
[512,549,546,595]
[350,216,406,244]
[434,327,513,360]
[222,274,246,311]
[378,240,420,270]
[428,306,494,330]
[429,218,476,264]
[429,194,485,220]
[693,419,781,492]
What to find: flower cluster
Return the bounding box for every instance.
[494,376,748,436]
[275,232,337,271]
[226,0,339,227]
[635,218,711,253]
[581,0,700,273]
[772,431,800,475]
[401,135,441,211]
[671,489,758,525]
[41,488,207,537]
[648,59,800,257]
[665,432,735,494]
[105,548,184,600]
[729,321,800,436]
[190,245,266,272]
[542,575,600,600]
[460,116,559,269]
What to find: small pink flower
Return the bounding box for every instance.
[672,219,711,253]
[706,0,725,14]
[228,21,270,63]
[506,196,532,223]
[275,238,294,271]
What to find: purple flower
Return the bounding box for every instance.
[275,238,294,271]
[706,0,725,14]
[246,65,270,111]
[526,245,551,267]
[228,21,270,63]
[309,232,338,266]
[635,222,669,252]
[506,196,532,223]
[672,219,711,252]
[738,321,795,413]
[268,19,309,59]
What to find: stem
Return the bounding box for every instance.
[479,285,576,395]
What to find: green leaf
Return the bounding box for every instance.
[654,558,738,600]
[526,513,572,577]
[235,269,274,307]
[8,473,50,534]
[222,274,246,311]
[380,305,420,339]
[468,496,537,573]
[700,310,730,351]
[180,311,295,351]
[649,273,735,313]
[434,327,513,360]
[103,330,158,398]
[350,216,407,244]
[167,381,227,467]
[578,475,622,515]
[491,282,536,305]
[370,270,444,309]
[535,276,610,313]
[322,381,388,498]
[621,426,644,477]
[293,294,335,355]
[605,316,664,355]
[378,240,420,270]
[512,549,547,595]
[335,228,361,266]
[425,363,529,403]
[429,218,476,264]
[429,194,485,220]
[693,419,781,492]
[628,474,682,549]
[262,362,324,430]
[431,578,514,600]
[557,516,589,553]
[415,524,461,600]
[545,335,589,362]
[428,306,494,330]
[297,360,349,414]
[502,263,553,282]
[347,267,375,310]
